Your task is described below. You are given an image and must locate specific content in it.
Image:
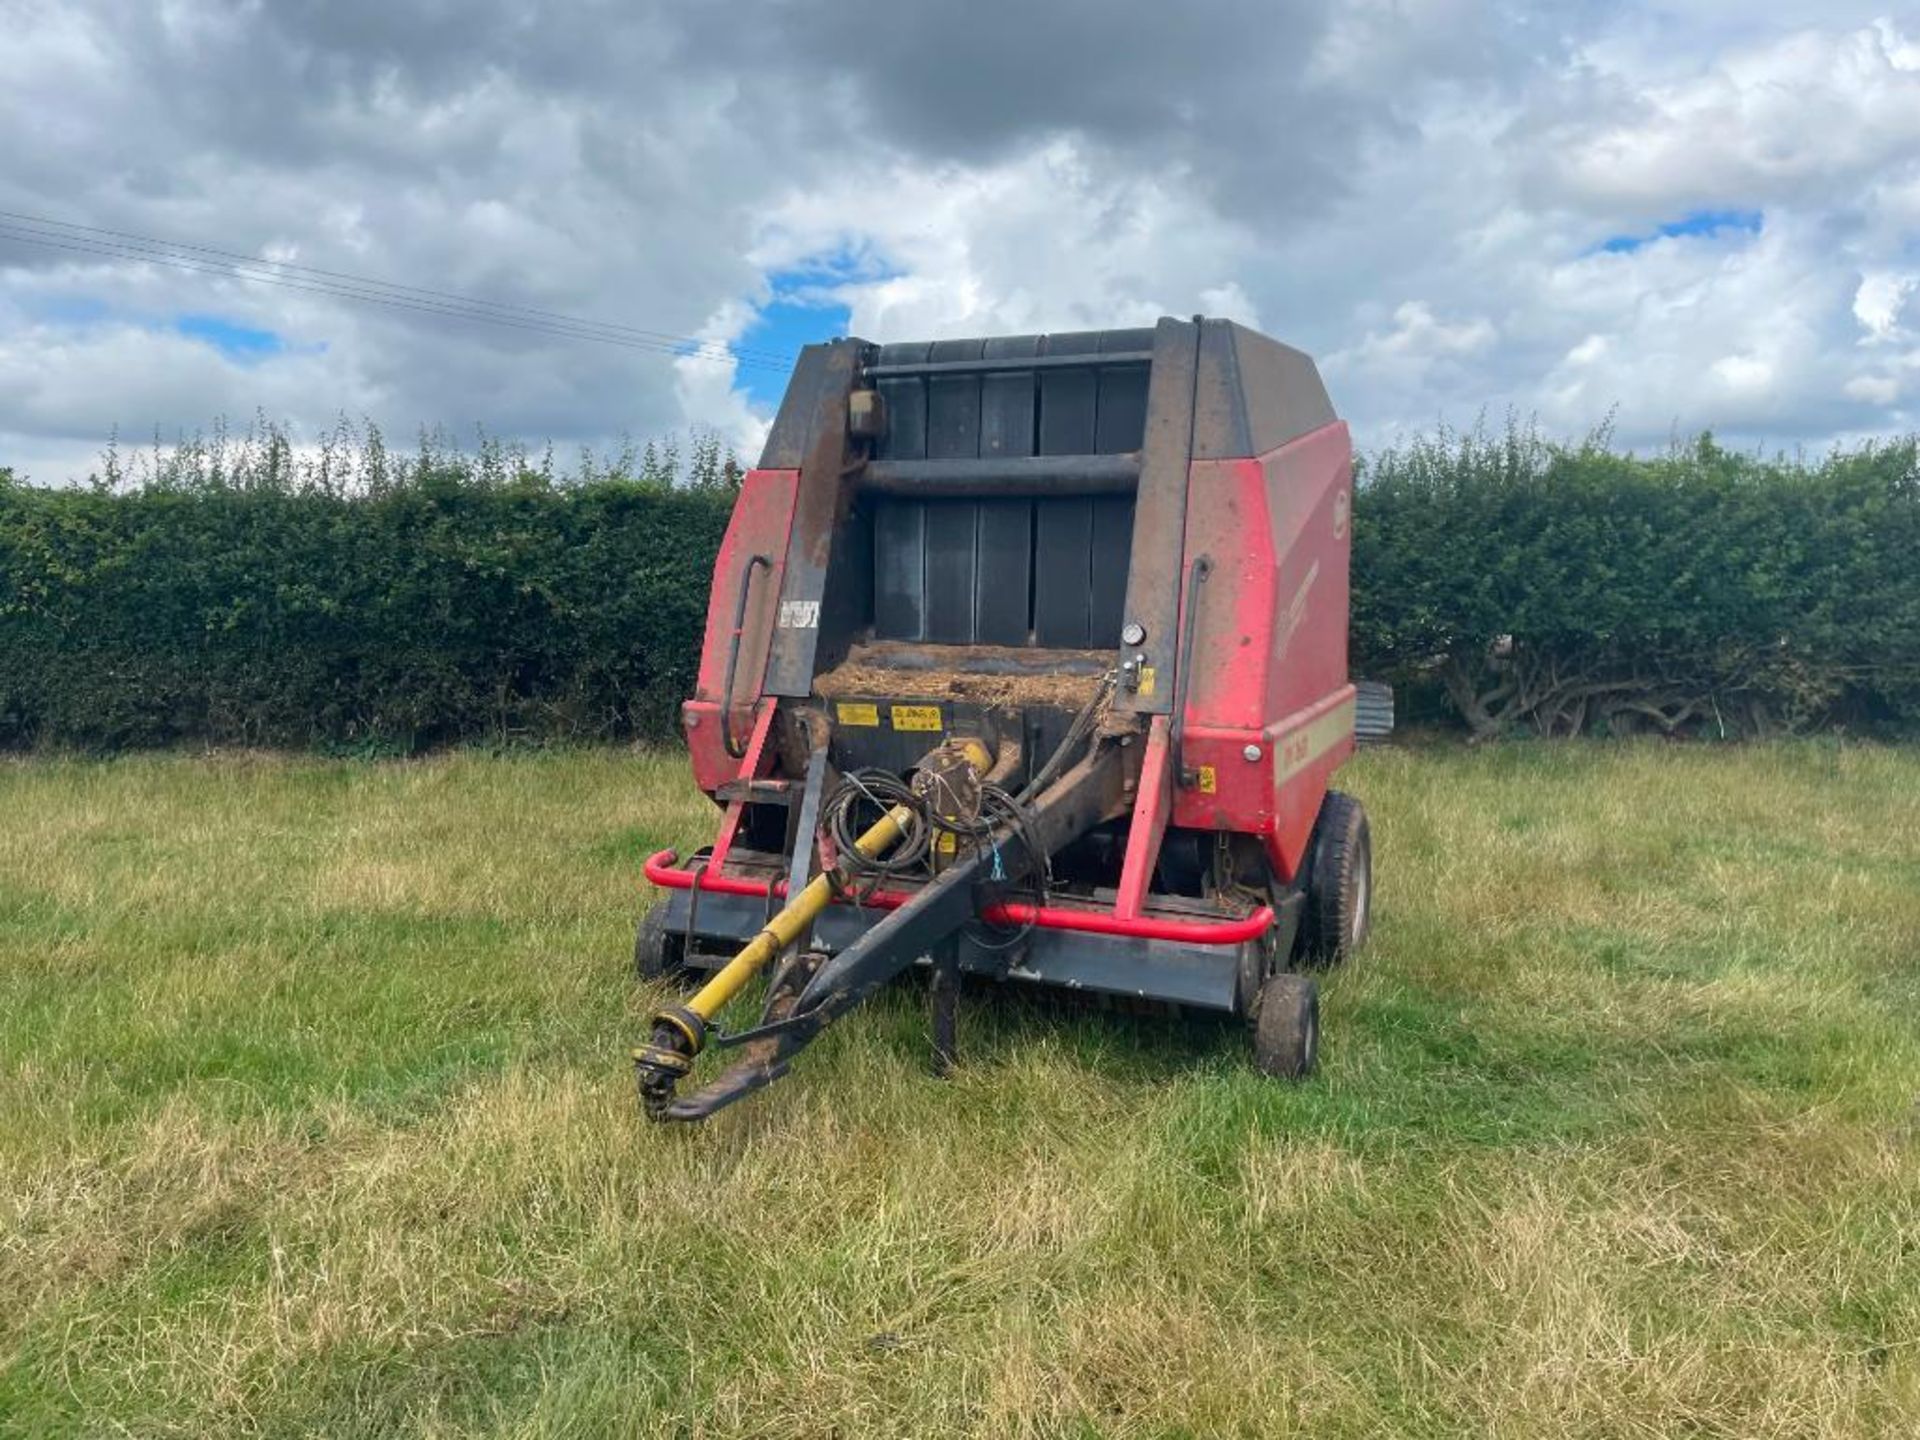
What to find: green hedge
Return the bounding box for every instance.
[1352,431,1920,737]
[0,469,731,749]
[3,428,1916,750]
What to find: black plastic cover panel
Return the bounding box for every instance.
[873,329,1154,464]
[873,495,1133,647]
[1189,321,1338,459]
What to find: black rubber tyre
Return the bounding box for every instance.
[1253,972,1319,1079]
[1297,791,1372,969]
[632,903,688,983]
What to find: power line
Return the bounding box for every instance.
[0,209,797,372]
[0,211,792,366]
[0,222,773,366]
[0,221,789,369]
[0,209,798,364]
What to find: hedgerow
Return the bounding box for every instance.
[1353,426,1920,738]
[2,421,1915,749]
[0,425,734,750]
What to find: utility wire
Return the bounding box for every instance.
[0,209,797,372]
[0,211,791,366]
[0,221,767,365]
[0,209,798,364]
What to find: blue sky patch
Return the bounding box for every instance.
[27,299,300,363]
[729,248,903,407]
[735,295,851,407]
[174,312,286,360]
[1599,209,1763,254]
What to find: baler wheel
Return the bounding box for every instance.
[633,903,690,984]
[1253,972,1319,1078]
[1299,791,1372,969]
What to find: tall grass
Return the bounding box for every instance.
[2,743,1917,1436]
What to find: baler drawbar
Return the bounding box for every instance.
[632,317,1373,1122]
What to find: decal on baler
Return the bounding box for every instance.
[1275,560,1319,662]
[836,702,879,726]
[890,705,943,732]
[1276,696,1356,783]
[778,600,819,629]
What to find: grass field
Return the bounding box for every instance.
[2,742,1918,1438]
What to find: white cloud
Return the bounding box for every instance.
[2,1,1917,482]
[1854,272,1916,341]
[1528,22,1920,217]
[675,297,772,458]
[1322,303,1500,423]
[1197,282,1262,329]
[1846,374,1901,405]
[748,143,1253,344]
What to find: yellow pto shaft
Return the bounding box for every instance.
[632,737,995,1121]
[632,801,917,1115]
[682,803,914,1022]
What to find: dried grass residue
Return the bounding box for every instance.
[813,642,1109,711]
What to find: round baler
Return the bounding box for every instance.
[632,317,1370,1121]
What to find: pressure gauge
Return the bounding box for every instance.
[1120,620,1146,646]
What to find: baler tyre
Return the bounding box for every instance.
[1253,972,1319,1079]
[633,903,689,984]
[1299,791,1371,969]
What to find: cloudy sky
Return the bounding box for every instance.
[1,1,1916,481]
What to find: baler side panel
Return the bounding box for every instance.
[684,467,799,796]
[1170,421,1355,881]
[1261,421,1355,877]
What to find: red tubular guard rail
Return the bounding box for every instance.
[643,850,1273,946]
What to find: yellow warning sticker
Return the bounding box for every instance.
[1137,665,1157,697]
[836,701,879,727]
[890,704,943,732]
[1197,765,1217,794]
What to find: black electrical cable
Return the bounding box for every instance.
[820,668,1118,948]
[820,768,932,898]
[0,218,795,371]
[0,208,800,366]
[818,764,1054,948]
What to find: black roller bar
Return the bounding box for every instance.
[862,350,1154,380]
[860,453,1140,496]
